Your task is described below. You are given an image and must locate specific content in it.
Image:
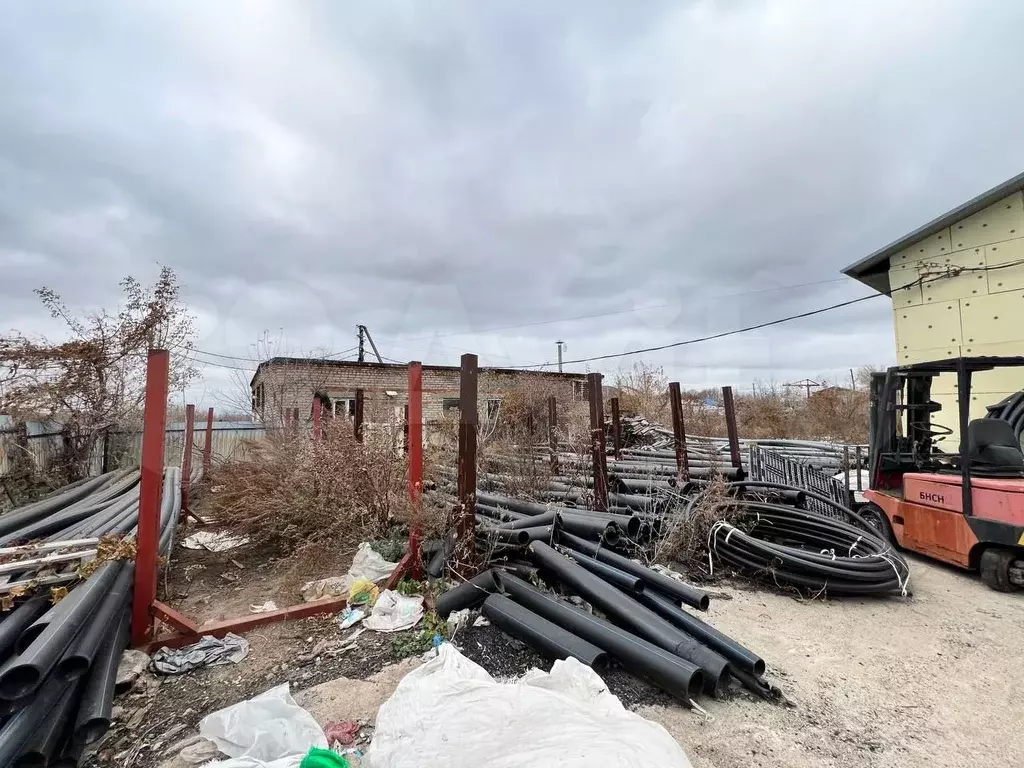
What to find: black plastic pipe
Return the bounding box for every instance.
[475,504,530,523]
[73,607,130,745]
[558,509,642,539]
[558,532,710,611]
[477,525,531,546]
[435,570,500,618]
[56,564,134,680]
[476,492,550,517]
[0,677,69,766]
[528,542,729,694]
[425,536,456,577]
[13,680,80,768]
[0,598,51,661]
[0,473,117,539]
[482,594,607,669]
[497,512,556,530]
[3,562,123,698]
[555,513,620,545]
[636,590,764,676]
[563,551,644,594]
[495,573,703,703]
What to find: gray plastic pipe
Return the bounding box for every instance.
[73,607,130,745]
[56,564,134,680]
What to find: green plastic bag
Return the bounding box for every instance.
[300,747,349,768]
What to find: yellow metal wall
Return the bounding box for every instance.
[889,190,1024,442]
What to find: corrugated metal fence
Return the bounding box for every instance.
[0,421,266,478]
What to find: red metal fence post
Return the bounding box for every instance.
[181,403,195,510]
[354,389,365,442]
[456,354,479,569]
[668,382,690,482]
[610,396,622,459]
[132,349,170,647]
[408,362,424,579]
[312,397,322,442]
[587,372,609,511]
[202,407,214,476]
[547,396,559,473]
[722,386,742,469]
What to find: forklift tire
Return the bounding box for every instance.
[856,503,895,545]
[979,548,1019,592]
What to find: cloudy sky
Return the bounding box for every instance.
[3,0,1024,406]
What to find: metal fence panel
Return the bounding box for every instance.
[747,444,847,518]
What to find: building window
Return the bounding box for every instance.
[252,383,265,417]
[442,398,460,415]
[573,380,588,401]
[332,397,357,417]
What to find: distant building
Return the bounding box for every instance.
[843,171,1024,425]
[249,358,588,426]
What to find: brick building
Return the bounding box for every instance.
[250,357,587,426]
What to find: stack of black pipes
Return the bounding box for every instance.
[0,463,195,766]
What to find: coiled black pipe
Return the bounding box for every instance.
[496,572,704,703]
[482,594,608,670]
[558,532,709,611]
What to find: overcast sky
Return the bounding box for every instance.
[3,1,1024,407]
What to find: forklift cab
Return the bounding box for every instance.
[865,356,1024,589]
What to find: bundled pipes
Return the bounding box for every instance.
[0,463,194,765]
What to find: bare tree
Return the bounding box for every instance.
[614,361,670,422]
[0,267,198,480]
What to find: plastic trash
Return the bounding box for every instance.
[362,590,424,633]
[300,543,399,602]
[199,683,326,768]
[348,578,379,606]
[337,607,366,630]
[300,748,349,768]
[366,643,693,768]
[151,634,250,675]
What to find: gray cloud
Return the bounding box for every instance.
[2,0,1024,404]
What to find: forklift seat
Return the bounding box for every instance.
[967,419,1024,475]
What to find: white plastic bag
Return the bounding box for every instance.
[366,643,692,768]
[300,542,400,601]
[199,683,326,768]
[363,589,424,632]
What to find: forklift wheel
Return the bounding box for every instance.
[979,548,1020,592]
[856,503,895,545]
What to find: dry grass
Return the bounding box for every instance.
[207,413,413,553]
[651,473,737,571]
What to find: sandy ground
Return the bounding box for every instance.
[274,555,1023,768]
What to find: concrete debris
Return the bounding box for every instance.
[249,600,278,613]
[116,649,151,691]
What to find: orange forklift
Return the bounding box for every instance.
[860,356,1024,591]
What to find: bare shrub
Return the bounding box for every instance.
[207,413,412,552]
[652,473,736,573]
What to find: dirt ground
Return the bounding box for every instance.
[92,544,1022,768]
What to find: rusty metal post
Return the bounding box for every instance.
[354,389,365,442]
[132,349,170,647]
[609,396,622,459]
[587,372,609,511]
[312,398,322,442]
[408,362,424,579]
[456,354,479,566]
[668,382,690,481]
[722,386,742,469]
[403,404,410,455]
[202,407,214,477]
[547,396,558,473]
[181,403,195,509]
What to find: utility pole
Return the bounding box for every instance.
[850,368,856,390]
[556,340,565,373]
[357,325,365,363]
[784,379,822,398]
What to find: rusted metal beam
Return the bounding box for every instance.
[142,596,350,653]
[456,353,479,568]
[587,372,609,511]
[407,362,424,580]
[668,382,690,482]
[181,403,195,511]
[547,396,558,473]
[722,386,742,469]
[354,388,365,442]
[132,349,170,648]
[202,407,214,476]
[151,599,201,635]
[609,396,622,459]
